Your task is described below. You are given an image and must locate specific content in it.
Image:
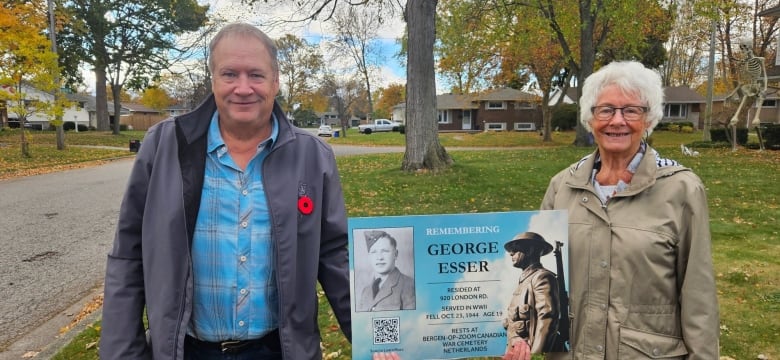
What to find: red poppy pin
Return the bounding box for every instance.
[298,195,313,215]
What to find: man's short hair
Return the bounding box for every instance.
[208,22,279,75]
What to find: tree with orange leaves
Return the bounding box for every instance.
[0,1,60,157]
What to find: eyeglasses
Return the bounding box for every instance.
[590,106,648,121]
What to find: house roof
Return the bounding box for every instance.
[68,94,128,115]
[437,93,478,110]
[435,88,539,110]
[477,87,539,102]
[166,103,190,111]
[558,86,705,104]
[65,93,92,104]
[548,87,576,105]
[122,103,160,113]
[758,5,780,17]
[664,86,705,103]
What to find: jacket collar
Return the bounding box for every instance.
[566,146,689,195]
[174,95,294,243]
[518,263,545,283]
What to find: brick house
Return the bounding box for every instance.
[431,88,542,132]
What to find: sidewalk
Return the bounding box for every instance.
[0,286,103,360]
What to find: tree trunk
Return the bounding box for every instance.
[402,0,452,172]
[573,0,597,147]
[112,85,122,135]
[56,125,65,149]
[15,81,30,158]
[95,67,109,131]
[542,106,553,142]
[20,129,30,158]
[48,0,65,150]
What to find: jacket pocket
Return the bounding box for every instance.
[618,326,688,359]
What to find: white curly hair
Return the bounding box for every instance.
[579,61,664,136]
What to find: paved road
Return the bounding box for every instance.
[0,139,408,357]
[0,139,503,357]
[0,158,133,353]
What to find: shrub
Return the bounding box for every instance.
[687,140,731,149]
[552,104,578,130]
[761,124,780,149]
[681,126,694,133]
[668,124,680,132]
[710,128,747,145]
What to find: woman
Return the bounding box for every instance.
[541,61,719,359]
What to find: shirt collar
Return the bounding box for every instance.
[207,111,279,154]
[591,141,647,192]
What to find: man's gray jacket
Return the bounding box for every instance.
[99,95,352,359]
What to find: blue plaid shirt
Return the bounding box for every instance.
[188,111,279,341]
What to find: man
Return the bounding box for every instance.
[503,232,560,355]
[99,23,351,359]
[357,230,415,312]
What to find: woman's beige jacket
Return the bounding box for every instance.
[542,147,719,360]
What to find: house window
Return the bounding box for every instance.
[664,104,687,118]
[514,101,533,109]
[438,110,451,124]
[485,122,506,131]
[486,101,506,110]
[514,122,536,131]
[758,99,777,108]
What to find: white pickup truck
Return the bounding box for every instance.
[357,119,402,134]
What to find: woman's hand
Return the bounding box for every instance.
[503,338,531,360]
[372,352,401,360]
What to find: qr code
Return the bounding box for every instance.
[372,317,400,344]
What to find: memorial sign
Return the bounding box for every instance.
[349,210,569,359]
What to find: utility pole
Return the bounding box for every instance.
[704,19,716,141]
[704,10,717,142]
[48,0,66,149]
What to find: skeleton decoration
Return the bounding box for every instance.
[725,38,767,150]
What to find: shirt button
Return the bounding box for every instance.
[596,345,604,352]
[652,348,660,356]
[600,303,607,310]
[582,196,589,203]
[600,260,608,268]
[238,320,245,327]
[242,189,248,196]
[241,221,248,228]
[239,255,247,262]
[240,288,247,295]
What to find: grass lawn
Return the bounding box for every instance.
[2,128,776,359]
[0,128,144,180]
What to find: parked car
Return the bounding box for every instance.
[317,124,333,137]
[357,119,402,134]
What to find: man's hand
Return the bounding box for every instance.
[503,338,531,360]
[372,352,401,360]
